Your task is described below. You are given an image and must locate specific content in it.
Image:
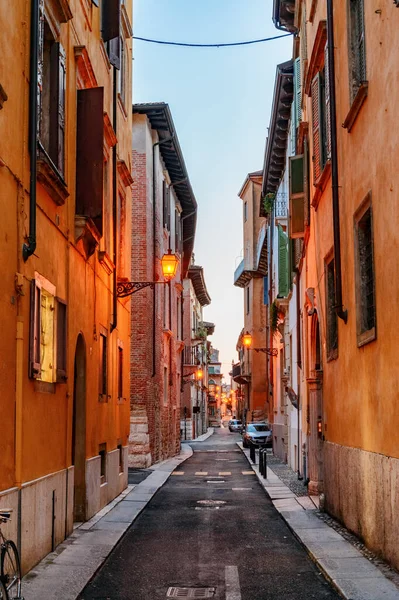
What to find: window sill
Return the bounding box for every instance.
[98,394,110,403]
[34,381,56,394]
[37,152,69,206]
[118,93,128,120]
[75,215,101,259]
[343,82,368,133]
[98,250,115,275]
[357,326,376,348]
[312,160,331,209]
[326,348,338,362]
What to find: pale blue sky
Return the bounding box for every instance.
[133,0,292,376]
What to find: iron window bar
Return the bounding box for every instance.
[253,347,278,357]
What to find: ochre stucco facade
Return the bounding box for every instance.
[0,0,133,573]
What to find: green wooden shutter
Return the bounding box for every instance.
[294,57,302,130]
[311,73,322,182]
[324,43,331,160]
[278,225,289,298]
[303,137,310,227]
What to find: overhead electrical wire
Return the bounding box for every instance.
[132,33,292,48]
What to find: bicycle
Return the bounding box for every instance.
[0,510,23,600]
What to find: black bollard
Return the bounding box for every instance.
[264,447,267,479]
[250,442,256,464]
[260,448,265,476]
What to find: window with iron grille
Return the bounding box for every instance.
[354,197,376,346]
[325,257,338,359]
[348,0,366,102]
[99,330,108,399]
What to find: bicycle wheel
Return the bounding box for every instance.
[0,579,9,600]
[1,541,21,599]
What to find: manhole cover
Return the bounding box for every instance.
[167,587,216,598]
[197,500,226,505]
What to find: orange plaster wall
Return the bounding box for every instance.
[304,2,399,459]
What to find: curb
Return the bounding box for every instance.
[237,442,399,600]
[23,445,193,600]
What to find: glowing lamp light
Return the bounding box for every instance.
[161,250,179,281]
[216,386,220,392]
[196,368,203,380]
[242,331,252,348]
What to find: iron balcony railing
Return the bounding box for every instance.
[183,345,200,366]
[275,192,288,218]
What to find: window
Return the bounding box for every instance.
[99,328,108,399]
[163,285,168,329]
[175,209,182,254]
[289,155,305,238]
[244,201,248,222]
[354,196,376,346]
[348,0,366,102]
[29,275,67,383]
[325,257,338,359]
[117,443,124,474]
[37,11,66,177]
[162,181,170,230]
[177,298,180,340]
[101,0,120,44]
[245,286,250,315]
[99,443,107,485]
[117,343,123,399]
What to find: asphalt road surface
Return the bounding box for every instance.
[79,427,340,600]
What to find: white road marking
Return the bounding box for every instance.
[225,566,241,600]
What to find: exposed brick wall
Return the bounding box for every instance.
[130,136,183,465]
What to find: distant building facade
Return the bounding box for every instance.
[129,103,197,465]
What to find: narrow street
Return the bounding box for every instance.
[79,428,340,600]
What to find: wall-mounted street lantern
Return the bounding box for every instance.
[117,250,179,297]
[242,330,278,357]
[242,331,252,347]
[183,367,203,384]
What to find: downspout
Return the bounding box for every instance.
[152,135,174,376]
[327,0,348,323]
[23,0,40,261]
[110,66,118,332]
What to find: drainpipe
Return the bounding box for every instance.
[110,66,118,332]
[327,0,348,323]
[23,0,40,261]
[152,135,174,376]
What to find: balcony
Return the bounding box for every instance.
[275,192,288,218]
[233,258,264,289]
[183,346,200,366]
[232,362,251,385]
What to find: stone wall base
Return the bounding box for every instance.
[273,422,288,463]
[128,407,152,468]
[324,441,399,571]
[180,418,193,441]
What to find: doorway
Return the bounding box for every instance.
[72,334,86,522]
[307,313,324,495]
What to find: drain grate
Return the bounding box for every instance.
[167,587,216,598]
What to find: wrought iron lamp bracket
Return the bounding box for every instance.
[254,347,278,357]
[117,281,166,298]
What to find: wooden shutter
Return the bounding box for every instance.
[76,87,104,235]
[37,0,45,138]
[278,225,289,298]
[311,73,322,183]
[289,155,305,238]
[108,36,121,70]
[56,298,67,382]
[175,210,179,253]
[50,42,66,174]
[102,0,120,43]
[29,280,41,379]
[290,100,296,155]
[294,57,302,130]
[162,181,168,228]
[324,43,331,160]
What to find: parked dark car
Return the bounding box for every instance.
[242,423,272,448]
[228,419,243,432]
